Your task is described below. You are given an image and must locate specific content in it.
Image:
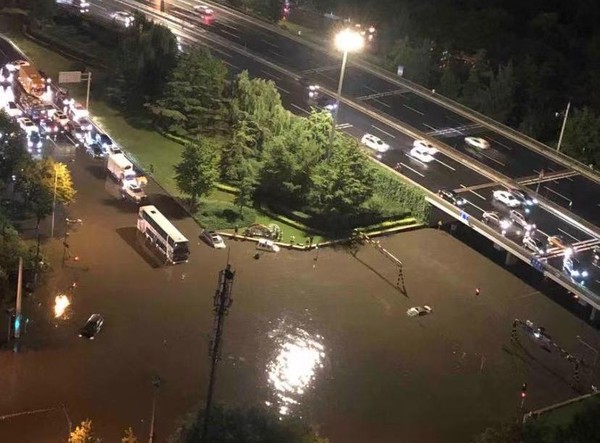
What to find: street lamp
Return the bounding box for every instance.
[329,28,364,148]
[556,101,571,153]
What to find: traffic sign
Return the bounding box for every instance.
[459,211,470,224]
[58,71,82,84]
[530,257,544,272]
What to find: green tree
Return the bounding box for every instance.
[438,65,463,100]
[29,0,56,22]
[110,17,179,106]
[174,140,220,208]
[561,107,600,167]
[232,160,258,217]
[68,419,100,443]
[150,48,229,136]
[0,213,29,292]
[483,62,516,123]
[383,37,435,86]
[221,120,261,182]
[172,404,329,443]
[471,423,523,443]
[309,138,375,216]
[0,112,27,187]
[121,427,138,443]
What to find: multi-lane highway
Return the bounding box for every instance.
[78,0,600,310]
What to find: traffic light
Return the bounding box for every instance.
[521,382,528,398]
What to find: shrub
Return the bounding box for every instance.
[194,200,257,230]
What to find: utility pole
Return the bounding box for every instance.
[14,257,23,339]
[202,264,235,440]
[557,101,571,153]
[148,375,161,443]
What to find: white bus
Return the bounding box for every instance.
[137,205,190,264]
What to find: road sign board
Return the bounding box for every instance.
[459,211,470,223]
[58,71,82,84]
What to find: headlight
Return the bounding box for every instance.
[582,271,589,278]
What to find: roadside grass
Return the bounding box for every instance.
[3,16,418,245]
[536,396,600,429]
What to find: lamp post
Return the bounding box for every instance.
[556,101,571,153]
[328,28,364,151]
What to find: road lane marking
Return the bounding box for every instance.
[276,85,290,94]
[219,22,239,31]
[404,153,426,167]
[365,85,379,93]
[537,228,550,237]
[399,162,425,177]
[487,136,512,151]
[261,39,279,49]
[558,228,580,242]
[94,4,107,11]
[460,184,486,200]
[269,50,283,58]
[373,98,391,108]
[222,60,239,70]
[403,104,424,115]
[336,123,353,129]
[260,70,280,80]
[479,152,505,167]
[220,29,240,39]
[543,186,571,203]
[423,123,437,131]
[434,157,456,171]
[291,103,310,114]
[371,125,395,138]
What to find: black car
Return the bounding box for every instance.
[437,189,467,206]
[78,314,104,339]
[89,144,105,159]
[510,189,538,206]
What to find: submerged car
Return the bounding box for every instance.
[256,238,280,252]
[406,305,432,317]
[79,314,104,339]
[200,230,226,249]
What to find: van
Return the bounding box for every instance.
[256,239,280,253]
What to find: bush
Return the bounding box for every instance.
[372,169,431,223]
[194,200,257,230]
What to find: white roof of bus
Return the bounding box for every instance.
[139,205,188,243]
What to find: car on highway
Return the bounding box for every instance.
[361,133,390,153]
[464,136,490,150]
[78,314,104,339]
[194,4,215,23]
[437,189,467,207]
[4,101,22,118]
[67,121,86,142]
[307,83,320,99]
[68,101,88,120]
[17,117,38,135]
[409,143,437,163]
[88,144,106,159]
[509,210,536,231]
[78,117,93,132]
[523,235,547,255]
[0,66,13,84]
[200,230,226,249]
[406,305,432,317]
[510,189,538,206]
[547,234,574,253]
[593,246,599,264]
[26,132,43,151]
[53,111,69,127]
[111,11,135,27]
[39,118,61,136]
[256,238,280,252]
[492,189,521,208]
[482,211,513,235]
[563,256,588,281]
[315,96,337,113]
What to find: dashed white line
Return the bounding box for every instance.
[220,29,240,39]
[487,136,512,151]
[423,123,437,131]
[291,103,310,114]
[537,228,550,238]
[373,98,391,108]
[336,123,353,129]
[260,70,280,80]
[371,125,396,138]
[404,153,426,168]
[261,39,279,49]
[558,228,580,242]
[365,85,379,93]
[479,152,506,167]
[222,60,240,70]
[276,85,290,94]
[399,162,425,177]
[434,158,456,171]
[543,186,571,203]
[460,184,486,200]
[269,50,283,58]
[403,104,424,115]
[219,22,239,31]
[94,4,107,11]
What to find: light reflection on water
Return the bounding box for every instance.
[265,319,325,415]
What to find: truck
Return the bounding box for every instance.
[18,65,46,98]
[106,153,148,202]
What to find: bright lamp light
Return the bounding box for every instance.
[335,28,364,53]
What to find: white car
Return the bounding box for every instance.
[4,101,22,118]
[111,11,135,27]
[195,4,215,20]
[409,146,436,163]
[53,111,70,127]
[200,230,226,249]
[69,102,88,120]
[406,305,432,317]
[465,136,490,150]
[413,139,438,152]
[361,133,389,153]
[493,190,521,208]
[17,117,38,135]
[256,238,280,253]
[509,210,536,231]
